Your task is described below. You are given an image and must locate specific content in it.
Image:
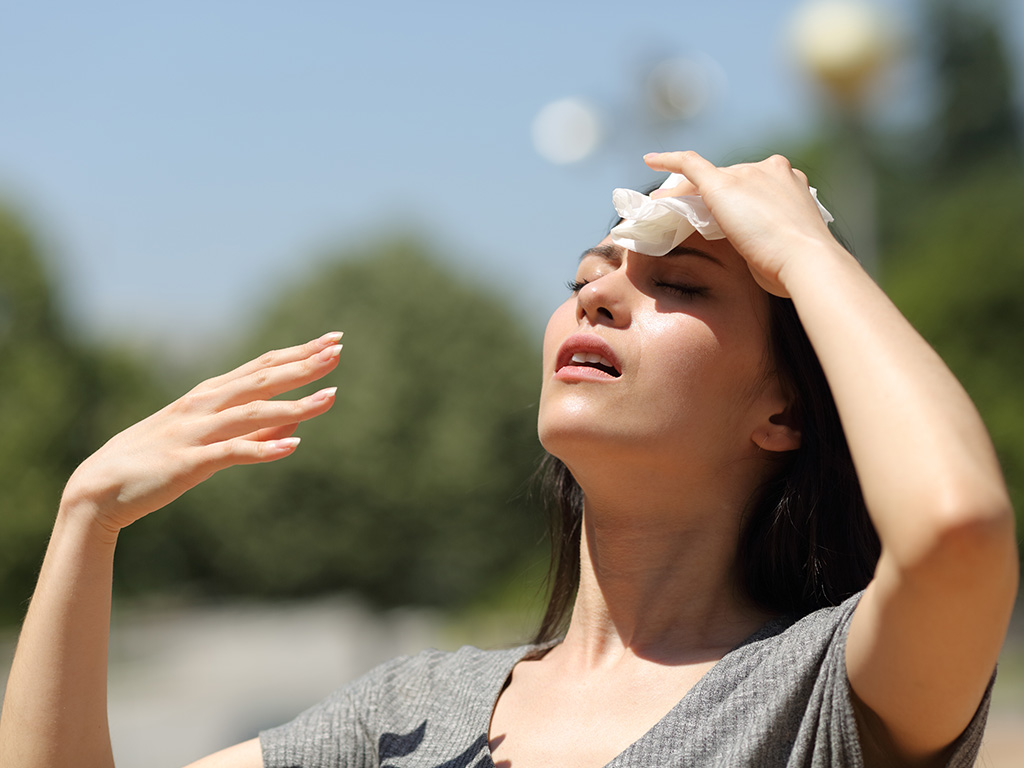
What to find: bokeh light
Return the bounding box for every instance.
[531,97,603,164]
[646,54,728,122]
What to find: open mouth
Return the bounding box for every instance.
[555,334,623,380]
[568,351,621,378]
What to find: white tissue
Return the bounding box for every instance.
[609,173,834,257]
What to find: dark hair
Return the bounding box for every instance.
[532,234,881,644]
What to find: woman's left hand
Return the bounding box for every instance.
[644,151,841,297]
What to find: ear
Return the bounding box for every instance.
[752,403,802,453]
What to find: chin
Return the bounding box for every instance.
[538,415,641,470]
[539,417,594,462]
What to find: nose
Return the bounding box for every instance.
[576,270,630,327]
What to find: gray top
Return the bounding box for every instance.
[260,593,991,767]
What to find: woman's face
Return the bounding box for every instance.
[538,233,791,480]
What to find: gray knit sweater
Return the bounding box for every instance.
[260,593,990,767]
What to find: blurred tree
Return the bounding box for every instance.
[779,0,1024,541]
[880,0,1024,529]
[118,240,545,609]
[926,0,1022,173]
[0,203,169,624]
[0,205,80,622]
[882,164,1024,530]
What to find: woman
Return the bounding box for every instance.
[0,151,1017,767]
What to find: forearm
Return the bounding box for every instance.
[0,497,119,768]
[782,240,1016,567]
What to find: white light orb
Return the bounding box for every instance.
[531,97,603,165]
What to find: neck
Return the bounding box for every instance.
[556,457,775,669]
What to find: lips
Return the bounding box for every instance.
[555,334,622,380]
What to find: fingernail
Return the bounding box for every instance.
[319,331,344,344]
[312,386,338,401]
[319,344,343,360]
[272,437,301,450]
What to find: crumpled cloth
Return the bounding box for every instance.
[609,173,834,256]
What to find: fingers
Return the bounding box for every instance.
[243,422,299,444]
[198,331,343,393]
[643,151,808,193]
[185,386,337,477]
[190,337,343,415]
[649,175,698,200]
[223,343,343,408]
[174,334,343,475]
[200,435,305,470]
[204,387,337,444]
[644,150,719,187]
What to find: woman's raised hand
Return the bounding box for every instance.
[1,334,343,768]
[62,331,344,534]
[644,151,841,297]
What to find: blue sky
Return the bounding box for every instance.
[2,0,1022,352]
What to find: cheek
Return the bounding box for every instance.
[638,313,721,388]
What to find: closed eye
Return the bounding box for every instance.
[654,280,708,298]
[566,279,590,294]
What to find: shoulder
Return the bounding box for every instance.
[697,593,990,767]
[716,593,863,720]
[649,594,866,766]
[728,592,862,670]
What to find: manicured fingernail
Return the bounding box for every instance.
[319,331,344,344]
[312,386,337,401]
[272,437,301,450]
[319,344,343,360]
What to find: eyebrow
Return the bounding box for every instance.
[578,243,621,263]
[579,243,725,269]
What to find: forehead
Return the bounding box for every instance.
[584,233,743,271]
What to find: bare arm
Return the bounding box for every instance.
[647,151,1018,762]
[184,739,262,767]
[779,228,1016,758]
[0,333,343,768]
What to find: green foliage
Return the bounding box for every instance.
[0,208,78,618]
[925,0,1022,172]
[881,162,1024,528]
[0,206,168,623]
[117,240,546,609]
[0,209,544,620]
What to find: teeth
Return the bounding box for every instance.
[571,351,614,368]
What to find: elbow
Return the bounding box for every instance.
[910,489,1019,589]
[937,488,1015,547]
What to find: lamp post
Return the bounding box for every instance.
[789,0,898,276]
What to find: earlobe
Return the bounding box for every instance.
[753,409,802,453]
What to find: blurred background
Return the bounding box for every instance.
[1,0,1022,764]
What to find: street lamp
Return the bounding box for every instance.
[789,0,899,275]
